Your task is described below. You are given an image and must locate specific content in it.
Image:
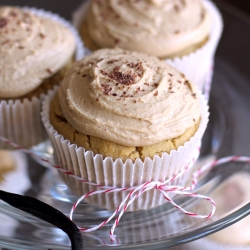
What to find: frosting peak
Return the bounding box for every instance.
[86,0,211,57]
[0,7,76,98]
[58,49,201,147]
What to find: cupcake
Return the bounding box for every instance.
[73,0,223,92]
[42,48,209,211]
[0,6,84,149]
[171,173,250,250]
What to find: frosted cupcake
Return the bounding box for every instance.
[73,0,223,92]
[42,48,209,210]
[0,6,83,149]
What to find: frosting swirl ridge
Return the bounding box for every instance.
[86,0,211,57]
[0,7,76,98]
[58,48,201,146]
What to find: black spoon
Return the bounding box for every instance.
[0,190,83,250]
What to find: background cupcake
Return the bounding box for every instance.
[73,0,223,92]
[42,48,209,211]
[0,6,84,149]
[171,173,250,250]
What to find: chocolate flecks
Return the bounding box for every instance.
[154,83,159,87]
[39,33,46,39]
[46,68,53,74]
[192,93,197,99]
[180,0,186,6]
[184,80,189,85]
[82,74,87,77]
[18,45,25,49]
[154,91,158,96]
[174,30,180,34]
[134,100,137,103]
[174,4,180,12]
[0,18,7,28]
[170,91,175,93]
[112,93,117,96]
[144,83,149,86]
[177,80,182,83]
[10,11,17,17]
[193,119,196,122]
[168,73,173,77]
[100,69,108,76]
[201,11,205,20]
[101,84,112,95]
[108,66,136,85]
[114,38,120,44]
[126,62,143,77]
[94,0,103,5]
[96,97,99,101]
[107,59,119,64]
[2,39,9,45]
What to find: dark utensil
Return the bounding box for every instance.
[0,190,83,250]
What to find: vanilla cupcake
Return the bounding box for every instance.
[42,48,209,210]
[0,6,84,149]
[74,0,223,92]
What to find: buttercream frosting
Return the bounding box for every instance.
[0,7,76,98]
[58,48,201,147]
[86,0,211,57]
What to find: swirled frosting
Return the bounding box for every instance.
[58,48,201,146]
[86,0,211,57]
[0,7,76,98]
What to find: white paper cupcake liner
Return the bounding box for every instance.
[72,0,223,93]
[166,0,223,93]
[0,7,85,150]
[41,89,209,211]
[0,97,47,149]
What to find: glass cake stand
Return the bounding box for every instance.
[1,1,250,249]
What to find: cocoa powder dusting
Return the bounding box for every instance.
[46,68,53,74]
[108,66,136,85]
[0,18,7,28]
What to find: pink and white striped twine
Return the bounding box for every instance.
[1,135,250,240]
